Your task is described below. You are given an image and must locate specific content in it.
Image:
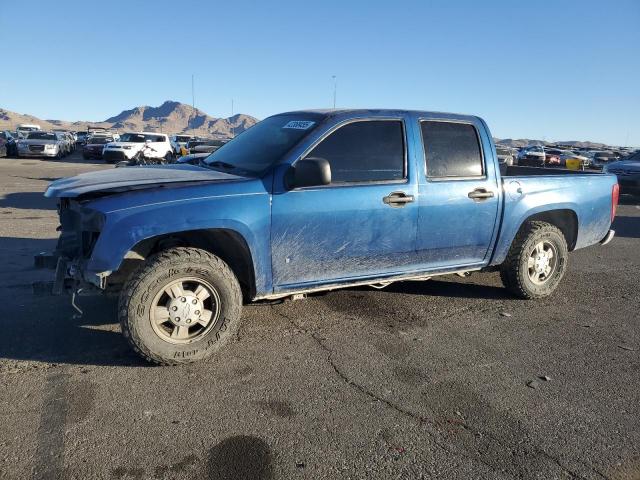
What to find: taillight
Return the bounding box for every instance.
[611,183,619,222]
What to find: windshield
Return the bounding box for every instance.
[203,114,324,176]
[175,136,191,142]
[119,133,146,143]
[27,132,56,140]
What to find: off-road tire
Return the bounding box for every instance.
[119,247,243,365]
[500,221,568,299]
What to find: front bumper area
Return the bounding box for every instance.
[103,149,130,163]
[83,149,103,159]
[33,253,108,295]
[18,148,58,157]
[33,254,72,295]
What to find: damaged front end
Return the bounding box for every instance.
[33,198,107,296]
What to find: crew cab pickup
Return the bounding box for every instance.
[38,109,619,364]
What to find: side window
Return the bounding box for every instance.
[305,120,405,183]
[421,121,483,178]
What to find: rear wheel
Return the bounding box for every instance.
[500,221,568,299]
[119,247,243,365]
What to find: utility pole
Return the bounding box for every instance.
[332,75,337,109]
[231,99,235,138]
[191,74,195,137]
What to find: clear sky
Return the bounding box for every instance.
[1,0,638,146]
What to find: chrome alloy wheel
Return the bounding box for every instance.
[150,277,221,344]
[527,241,557,285]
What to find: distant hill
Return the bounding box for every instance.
[495,138,609,149]
[0,104,624,148]
[0,100,258,138]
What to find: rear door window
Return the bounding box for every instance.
[305,120,405,183]
[421,121,483,178]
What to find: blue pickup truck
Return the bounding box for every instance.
[40,109,619,364]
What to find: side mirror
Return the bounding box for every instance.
[287,157,331,189]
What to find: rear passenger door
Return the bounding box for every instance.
[270,118,419,290]
[416,119,500,269]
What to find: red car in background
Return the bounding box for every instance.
[544,148,563,166]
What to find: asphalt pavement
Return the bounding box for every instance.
[0,152,638,479]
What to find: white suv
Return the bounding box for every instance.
[103,132,174,164]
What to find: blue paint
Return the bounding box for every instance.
[45,110,617,299]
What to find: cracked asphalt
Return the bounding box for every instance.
[0,153,639,479]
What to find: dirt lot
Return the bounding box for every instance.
[0,152,638,479]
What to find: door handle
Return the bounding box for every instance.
[468,188,494,201]
[383,191,415,207]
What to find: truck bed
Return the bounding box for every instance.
[489,167,617,266]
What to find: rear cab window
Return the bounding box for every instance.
[303,119,406,184]
[420,120,484,179]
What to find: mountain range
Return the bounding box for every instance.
[0,102,622,149]
[0,101,258,138]
[494,138,610,149]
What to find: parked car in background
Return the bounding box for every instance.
[55,132,74,156]
[82,136,114,160]
[561,151,590,170]
[102,132,174,164]
[0,135,7,158]
[16,124,41,138]
[76,132,90,145]
[544,148,563,167]
[185,139,207,152]
[16,131,64,158]
[188,139,227,154]
[0,131,18,156]
[603,151,640,196]
[592,151,619,169]
[518,146,546,166]
[170,135,195,155]
[496,147,515,167]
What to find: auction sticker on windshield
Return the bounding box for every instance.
[283,120,315,130]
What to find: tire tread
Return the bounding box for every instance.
[119,247,242,365]
[500,221,566,299]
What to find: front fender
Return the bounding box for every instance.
[85,185,272,295]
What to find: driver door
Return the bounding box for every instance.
[270,119,418,290]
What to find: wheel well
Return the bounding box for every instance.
[114,229,256,301]
[521,209,578,250]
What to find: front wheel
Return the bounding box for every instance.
[119,247,243,365]
[500,221,568,299]
[164,152,174,164]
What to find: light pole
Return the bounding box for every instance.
[231,99,235,138]
[191,74,195,137]
[332,75,337,109]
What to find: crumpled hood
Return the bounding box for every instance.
[45,164,245,198]
[607,160,640,173]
